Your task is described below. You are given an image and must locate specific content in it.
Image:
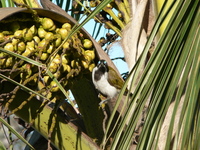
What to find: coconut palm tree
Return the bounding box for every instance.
[0,0,199,150]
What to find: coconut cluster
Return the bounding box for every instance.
[0,14,95,92]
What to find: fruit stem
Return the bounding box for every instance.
[123,0,131,16]
[103,6,125,29]
[104,21,122,36]
[115,0,130,24]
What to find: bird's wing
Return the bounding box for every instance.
[107,67,124,90]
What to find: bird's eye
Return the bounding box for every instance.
[103,60,107,65]
[97,61,101,65]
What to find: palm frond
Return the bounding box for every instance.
[104,0,199,149]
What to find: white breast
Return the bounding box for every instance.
[92,68,117,98]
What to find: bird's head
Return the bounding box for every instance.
[93,59,124,89]
[96,59,109,74]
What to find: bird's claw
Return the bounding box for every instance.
[99,99,109,109]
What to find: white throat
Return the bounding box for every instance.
[92,67,117,98]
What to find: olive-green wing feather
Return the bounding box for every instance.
[107,66,124,90]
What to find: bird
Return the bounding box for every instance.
[92,59,125,101]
